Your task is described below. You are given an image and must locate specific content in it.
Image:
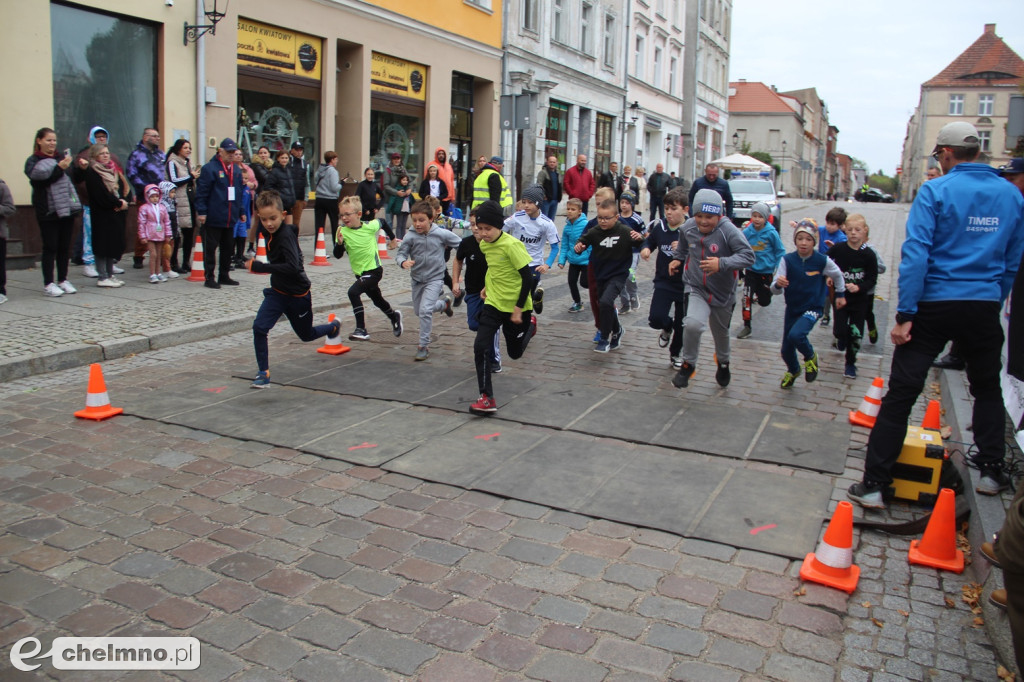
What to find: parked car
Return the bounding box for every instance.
[728,177,782,226]
[855,187,895,203]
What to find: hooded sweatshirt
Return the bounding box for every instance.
[396,224,463,282]
[671,216,754,307]
[425,147,455,198]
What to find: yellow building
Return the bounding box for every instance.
[1,0,502,253]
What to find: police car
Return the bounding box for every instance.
[728,174,782,225]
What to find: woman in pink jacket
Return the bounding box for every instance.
[138,184,170,283]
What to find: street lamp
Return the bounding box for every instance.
[780,140,787,192]
[629,101,640,125]
[184,0,229,46]
[732,131,739,151]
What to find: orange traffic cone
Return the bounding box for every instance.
[317,314,351,355]
[377,231,391,260]
[186,233,205,282]
[310,227,331,266]
[849,377,884,428]
[921,400,941,431]
[799,500,860,593]
[253,234,269,275]
[908,488,964,572]
[74,364,124,421]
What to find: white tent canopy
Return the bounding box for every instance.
[710,153,771,172]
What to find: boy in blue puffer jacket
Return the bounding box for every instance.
[557,198,590,313]
[737,201,785,339]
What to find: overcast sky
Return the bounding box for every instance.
[729,0,1024,175]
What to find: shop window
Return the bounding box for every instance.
[237,91,319,188]
[50,2,157,163]
[594,113,613,172]
[370,111,423,185]
[545,101,569,168]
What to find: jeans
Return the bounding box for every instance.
[474,304,533,398]
[864,300,1005,487]
[649,195,666,222]
[781,308,820,373]
[648,286,687,357]
[682,293,733,365]
[541,199,559,221]
[465,291,501,364]
[253,288,333,371]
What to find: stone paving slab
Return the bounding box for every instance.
[652,402,766,458]
[751,413,851,474]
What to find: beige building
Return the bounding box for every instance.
[899,23,1023,202]
[726,81,804,195]
[2,0,502,256]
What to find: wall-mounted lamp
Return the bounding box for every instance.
[732,131,739,149]
[184,0,228,46]
[629,101,640,125]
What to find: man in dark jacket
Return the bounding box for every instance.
[125,127,165,267]
[288,141,309,232]
[688,163,734,220]
[597,162,619,196]
[195,138,246,289]
[536,155,562,220]
[646,163,671,222]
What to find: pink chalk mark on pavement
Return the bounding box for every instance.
[474,433,500,441]
[749,523,777,536]
[348,442,378,451]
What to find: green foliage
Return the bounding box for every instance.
[867,172,897,194]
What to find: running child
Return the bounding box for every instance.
[584,187,617,342]
[668,189,754,388]
[574,198,644,353]
[861,230,886,344]
[425,194,470,304]
[557,198,590,313]
[770,220,846,388]
[616,190,647,313]
[138,184,170,283]
[817,207,847,327]
[737,201,785,339]
[453,209,502,372]
[470,200,538,414]
[397,200,464,361]
[503,184,559,313]
[640,187,688,369]
[246,190,341,389]
[826,213,877,378]
[333,195,403,341]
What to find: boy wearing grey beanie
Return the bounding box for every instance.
[503,184,559,314]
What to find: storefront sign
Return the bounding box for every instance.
[237,19,321,81]
[371,52,427,102]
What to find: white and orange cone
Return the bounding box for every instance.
[253,234,269,274]
[849,377,884,428]
[310,227,331,266]
[377,231,391,260]
[74,364,124,421]
[317,314,351,355]
[186,233,205,282]
[799,500,860,593]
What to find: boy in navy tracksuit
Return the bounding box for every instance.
[738,201,785,339]
[826,213,877,378]
[770,220,846,388]
[246,191,340,388]
[640,187,688,369]
[616,190,647,313]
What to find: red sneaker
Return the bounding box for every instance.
[469,393,497,414]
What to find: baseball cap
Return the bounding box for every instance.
[998,158,1024,176]
[291,141,304,150]
[490,156,504,165]
[932,122,979,153]
[219,138,239,151]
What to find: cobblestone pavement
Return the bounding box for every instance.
[0,202,1011,680]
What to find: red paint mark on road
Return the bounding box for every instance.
[348,442,378,451]
[203,387,227,393]
[749,523,777,536]
[474,433,500,441]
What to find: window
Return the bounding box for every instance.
[466,0,492,10]
[978,130,991,152]
[711,129,722,157]
[553,0,565,43]
[545,100,569,166]
[672,0,680,28]
[669,56,678,96]
[656,0,666,17]
[581,3,592,54]
[653,47,663,90]
[948,94,964,115]
[522,0,537,31]
[50,3,157,165]
[634,34,645,78]
[978,94,994,116]
[723,7,730,39]
[603,14,615,67]
[595,113,613,173]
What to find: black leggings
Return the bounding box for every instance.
[567,263,588,304]
[314,197,340,244]
[348,267,396,330]
[474,305,534,399]
[39,216,75,285]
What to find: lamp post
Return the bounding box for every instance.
[629,101,640,125]
[780,140,787,192]
[732,131,739,152]
[184,0,228,45]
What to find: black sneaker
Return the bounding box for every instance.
[804,353,819,383]
[533,287,544,314]
[327,319,342,339]
[672,362,695,388]
[848,481,885,509]
[204,279,221,289]
[453,289,466,307]
[349,328,370,341]
[715,362,731,387]
[933,353,965,371]
[219,277,240,286]
[609,326,623,351]
[737,326,752,339]
[133,257,144,269]
[391,311,404,337]
[977,468,1010,496]
[658,329,672,348]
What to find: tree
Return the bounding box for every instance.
[867,171,897,195]
[749,151,781,178]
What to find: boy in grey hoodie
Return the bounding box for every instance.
[668,189,754,388]
[397,200,463,360]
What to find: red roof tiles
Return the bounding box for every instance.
[924,24,1024,88]
[728,81,797,114]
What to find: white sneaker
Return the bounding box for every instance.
[112,265,125,274]
[149,274,160,284]
[97,278,118,288]
[44,282,64,297]
[164,270,179,279]
[157,273,167,282]
[0,293,7,304]
[58,280,77,294]
[82,264,99,278]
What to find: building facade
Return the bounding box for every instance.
[3,0,503,247]
[726,81,805,196]
[683,0,731,183]
[899,23,1023,202]
[778,87,832,200]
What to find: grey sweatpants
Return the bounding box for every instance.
[411,278,446,348]
[682,292,733,366]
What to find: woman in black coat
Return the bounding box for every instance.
[263,149,297,223]
[83,144,129,285]
[356,167,383,222]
